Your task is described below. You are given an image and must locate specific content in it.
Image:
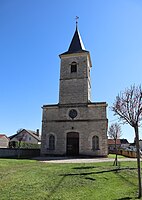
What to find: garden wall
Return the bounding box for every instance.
[0,148,40,158]
[118,150,137,158]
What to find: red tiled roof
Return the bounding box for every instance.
[108,139,121,145]
[0,134,9,140]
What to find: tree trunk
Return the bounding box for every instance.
[113,138,118,166]
[18,140,21,159]
[134,125,141,198]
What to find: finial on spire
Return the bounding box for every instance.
[75,16,79,27]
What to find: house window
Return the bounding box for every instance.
[71,62,77,73]
[92,136,99,150]
[49,135,55,150]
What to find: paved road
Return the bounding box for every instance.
[34,157,137,164]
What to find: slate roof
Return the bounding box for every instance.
[60,25,89,55]
[120,139,129,144]
[26,130,41,141]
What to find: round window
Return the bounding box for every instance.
[69,109,77,119]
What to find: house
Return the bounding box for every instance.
[0,134,9,148]
[41,23,108,157]
[108,139,121,152]
[120,139,129,149]
[9,129,41,148]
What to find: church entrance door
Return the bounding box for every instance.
[66,132,79,156]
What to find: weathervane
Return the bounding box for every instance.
[75,16,79,25]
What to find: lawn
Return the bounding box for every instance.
[108,153,125,159]
[0,158,141,200]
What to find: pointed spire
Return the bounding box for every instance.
[60,20,88,56]
[68,23,86,53]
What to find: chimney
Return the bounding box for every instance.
[36,129,39,136]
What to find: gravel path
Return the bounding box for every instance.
[34,157,137,164]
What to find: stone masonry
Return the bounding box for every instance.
[41,25,108,157]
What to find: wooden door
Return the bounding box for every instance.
[66,132,79,156]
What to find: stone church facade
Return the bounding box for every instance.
[41,24,108,157]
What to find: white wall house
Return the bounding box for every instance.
[0,134,9,148]
[9,129,41,147]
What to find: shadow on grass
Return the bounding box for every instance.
[113,197,132,200]
[47,176,65,199]
[115,170,136,187]
[73,166,97,170]
[60,167,137,177]
[85,177,96,181]
[59,167,138,199]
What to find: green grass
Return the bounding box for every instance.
[108,153,125,159]
[0,158,141,200]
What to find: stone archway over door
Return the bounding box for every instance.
[66,132,79,156]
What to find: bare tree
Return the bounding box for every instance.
[108,123,122,166]
[111,84,142,198]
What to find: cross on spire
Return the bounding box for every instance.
[75,16,79,26]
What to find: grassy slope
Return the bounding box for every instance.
[0,159,141,200]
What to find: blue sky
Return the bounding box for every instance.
[0,0,142,142]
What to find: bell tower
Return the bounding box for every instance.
[59,24,92,105]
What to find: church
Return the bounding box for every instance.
[41,23,108,157]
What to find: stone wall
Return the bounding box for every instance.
[59,53,91,104]
[41,42,108,157]
[0,148,40,158]
[41,102,108,157]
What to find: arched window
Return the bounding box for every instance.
[71,62,77,73]
[49,135,55,150]
[92,136,99,150]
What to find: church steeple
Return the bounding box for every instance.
[60,23,89,55]
[67,25,86,53]
[59,23,92,105]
